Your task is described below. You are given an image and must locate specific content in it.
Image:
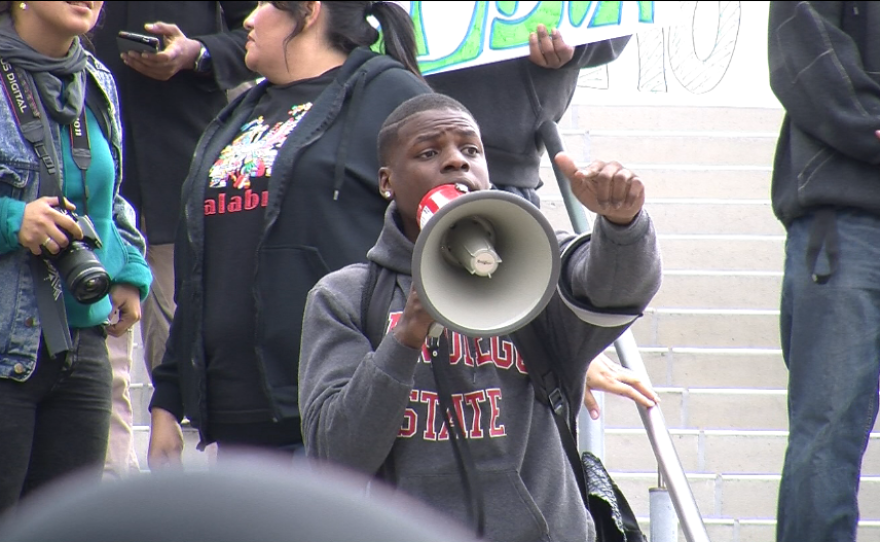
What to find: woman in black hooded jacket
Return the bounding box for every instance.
[148,1,431,466]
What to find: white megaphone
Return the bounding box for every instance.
[412,183,561,337]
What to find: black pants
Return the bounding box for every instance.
[0,327,112,514]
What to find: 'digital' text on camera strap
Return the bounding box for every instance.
[0,57,90,358]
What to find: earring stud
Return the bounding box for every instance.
[19,2,27,10]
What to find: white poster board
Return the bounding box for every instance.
[395,1,676,75]
[391,1,779,109]
[573,1,781,108]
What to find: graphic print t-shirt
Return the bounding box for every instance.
[203,70,336,424]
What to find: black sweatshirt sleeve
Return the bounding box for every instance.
[569,34,632,70]
[194,1,258,91]
[768,1,880,164]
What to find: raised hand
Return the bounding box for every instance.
[554,152,646,226]
[528,23,575,69]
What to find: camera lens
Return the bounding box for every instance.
[73,271,112,304]
[51,241,111,304]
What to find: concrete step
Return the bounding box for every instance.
[603,429,880,476]
[540,199,783,237]
[605,347,789,390]
[565,105,784,134]
[131,382,152,426]
[539,165,772,201]
[611,473,880,522]
[605,386,880,433]
[644,200,782,236]
[603,388,790,431]
[587,133,777,168]
[629,518,880,542]
[725,520,880,542]
[652,271,782,310]
[630,308,781,349]
[651,235,784,272]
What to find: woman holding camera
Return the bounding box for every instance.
[0,1,152,513]
[148,1,430,466]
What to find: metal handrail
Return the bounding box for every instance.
[539,120,710,542]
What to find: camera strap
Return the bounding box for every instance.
[0,58,90,358]
[67,103,91,216]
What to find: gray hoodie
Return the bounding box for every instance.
[299,202,661,542]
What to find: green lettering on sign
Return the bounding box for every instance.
[589,1,622,27]
[489,1,564,50]
[589,1,654,27]
[410,1,430,56]
[639,1,655,23]
[418,2,490,74]
[496,1,518,17]
[569,1,593,27]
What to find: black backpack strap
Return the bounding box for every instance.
[360,260,485,537]
[361,261,395,350]
[513,322,646,542]
[360,261,398,485]
[427,331,486,538]
[511,322,589,509]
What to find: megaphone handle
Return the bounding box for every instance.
[427,322,445,339]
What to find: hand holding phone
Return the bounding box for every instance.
[120,23,203,82]
[117,31,161,55]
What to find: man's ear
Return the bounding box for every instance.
[378,167,393,198]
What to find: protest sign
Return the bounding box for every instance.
[389,1,673,75]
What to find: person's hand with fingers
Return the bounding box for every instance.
[583,353,660,420]
[121,22,203,81]
[528,23,575,69]
[17,196,83,256]
[554,152,646,226]
[393,285,436,349]
[148,408,184,471]
[106,284,142,336]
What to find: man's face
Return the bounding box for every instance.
[380,108,491,241]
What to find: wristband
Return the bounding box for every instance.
[193,43,212,74]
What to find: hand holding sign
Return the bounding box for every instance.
[528,24,575,69]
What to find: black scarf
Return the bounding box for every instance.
[0,13,86,124]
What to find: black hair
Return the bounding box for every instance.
[377,93,475,166]
[269,1,423,79]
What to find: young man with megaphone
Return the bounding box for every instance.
[297,93,661,542]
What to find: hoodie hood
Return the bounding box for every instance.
[367,202,415,275]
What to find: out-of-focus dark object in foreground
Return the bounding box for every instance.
[0,456,477,542]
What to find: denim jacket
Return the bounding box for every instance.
[0,52,146,381]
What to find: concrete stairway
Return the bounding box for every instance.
[538,104,880,541]
[127,102,880,541]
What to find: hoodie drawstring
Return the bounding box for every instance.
[332,70,368,201]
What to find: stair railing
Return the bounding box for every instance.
[539,120,711,542]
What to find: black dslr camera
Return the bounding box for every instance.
[41,208,111,305]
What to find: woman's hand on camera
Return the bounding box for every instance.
[106,284,142,336]
[18,197,83,256]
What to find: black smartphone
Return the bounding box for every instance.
[117,31,160,54]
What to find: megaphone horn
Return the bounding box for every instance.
[412,184,561,337]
